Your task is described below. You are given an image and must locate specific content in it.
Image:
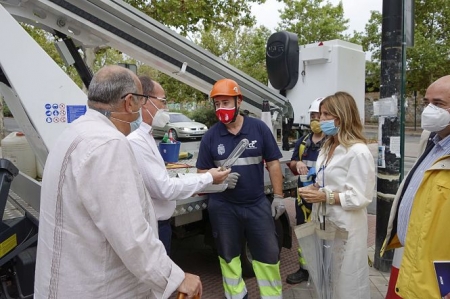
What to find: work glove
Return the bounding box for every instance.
[225,172,240,189]
[272,194,286,220]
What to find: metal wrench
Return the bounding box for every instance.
[220,138,249,171]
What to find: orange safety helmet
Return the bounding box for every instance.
[210,79,243,100]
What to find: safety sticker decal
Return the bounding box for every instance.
[44,103,86,124]
[67,105,87,123]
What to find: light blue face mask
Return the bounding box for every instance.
[320,119,338,136]
[130,109,142,132]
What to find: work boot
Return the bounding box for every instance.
[286,268,309,284]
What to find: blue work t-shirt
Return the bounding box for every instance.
[196,116,282,205]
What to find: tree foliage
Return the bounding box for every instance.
[124,0,265,36]
[406,0,450,93]
[357,0,450,94]
[196,25,272,84]
[121,0,270,102]
[278,0,349,45]
[352,11,382,92]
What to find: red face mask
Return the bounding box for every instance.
[215,107,236,124]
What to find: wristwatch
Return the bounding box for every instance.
[328,192,335,205]
[323,186,335,205]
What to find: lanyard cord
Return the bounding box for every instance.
[317,153,332,188]
[317,150,334,230]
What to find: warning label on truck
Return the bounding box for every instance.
[44,103,86,124]
[67,105,87,123]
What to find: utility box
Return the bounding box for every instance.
[291,40,365,125]
[270,39,366,126]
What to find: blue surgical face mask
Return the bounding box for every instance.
[320,119,338,136]
[130,109,142,132]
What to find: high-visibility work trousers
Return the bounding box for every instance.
[296,194,312,269]
[209,198,282,299]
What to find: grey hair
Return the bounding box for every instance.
[88,65,138,106]
[138,75,155,96]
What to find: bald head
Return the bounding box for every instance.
[424,75,450,106]
[423,75,450,138]
[428,75,450,93]
[88,65,141,107]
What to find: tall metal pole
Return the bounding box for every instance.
[374,0,404,272]
[414,90,417,130]
[400,0,407,182]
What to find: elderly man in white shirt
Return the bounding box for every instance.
[127,76,230,255]
[35,65,202,299]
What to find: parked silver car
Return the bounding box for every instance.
[152,112,208,139]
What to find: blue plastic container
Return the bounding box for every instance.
[159,141,181,163]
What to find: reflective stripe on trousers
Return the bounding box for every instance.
[209,198,280,298]
[252,260,282,299]
[297,248,308,270]
[219,256,247,299]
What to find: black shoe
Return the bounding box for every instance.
[286,268,309,284]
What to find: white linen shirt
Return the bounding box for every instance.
[314,142,375,299]
[127,122,213,220]
[34,109,184,299]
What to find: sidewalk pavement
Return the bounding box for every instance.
[283,214,391,299]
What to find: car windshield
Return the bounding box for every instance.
[170,114,192,123]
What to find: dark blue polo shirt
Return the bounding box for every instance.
[196,116,282,205]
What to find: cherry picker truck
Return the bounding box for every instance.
[0,1,364,297]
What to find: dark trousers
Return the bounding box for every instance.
[158,219,172,256]
[208,198,279,264]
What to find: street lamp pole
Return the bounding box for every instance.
[374,0,403,272]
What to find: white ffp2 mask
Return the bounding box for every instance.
[148,108,170,128]
[421,104,450,132]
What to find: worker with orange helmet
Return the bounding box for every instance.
[196,78,284,299]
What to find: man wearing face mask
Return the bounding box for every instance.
[382,75,450,299]
[286,97,325,285]
[127,76,230,255]
[35,66,203,299]
[196,78,284,299]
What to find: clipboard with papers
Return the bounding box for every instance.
[434,260,450,298]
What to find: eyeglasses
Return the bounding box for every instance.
[120,93,149,105]
[148,95,168,105]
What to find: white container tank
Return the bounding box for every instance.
[1,132,37,178]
